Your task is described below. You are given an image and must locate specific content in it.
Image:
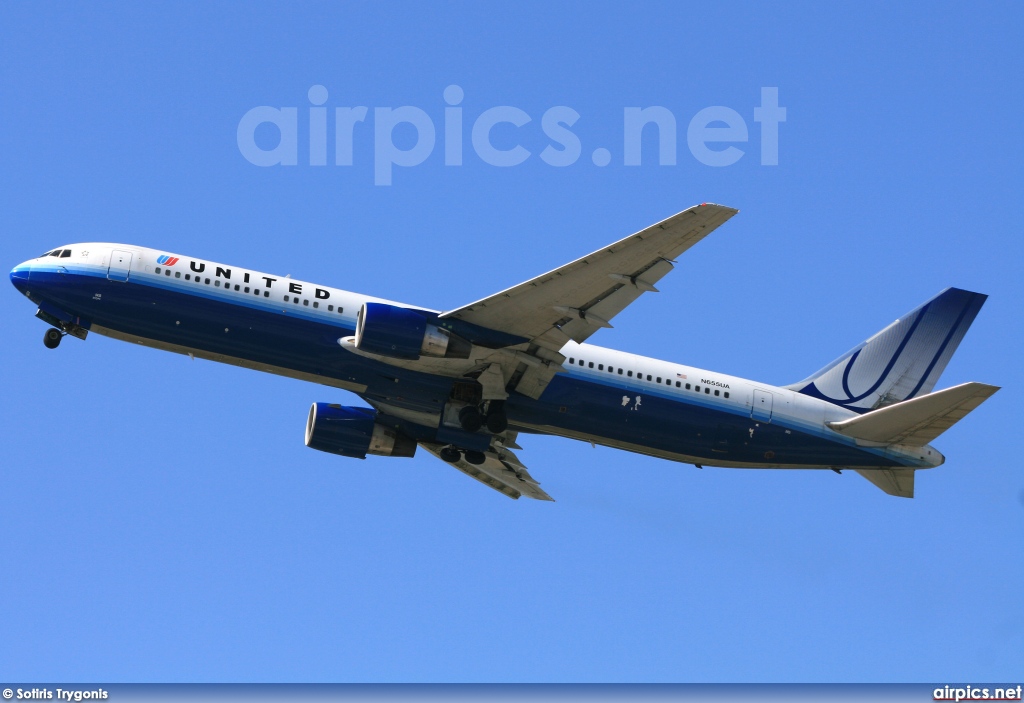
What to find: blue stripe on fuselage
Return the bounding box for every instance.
[22,265,906,469]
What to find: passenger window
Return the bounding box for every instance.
[627,371,632,377]
[313,301,319,308]
[569,357,575,364]
[686,383,691,390]
[656,377,661,383]
[234,284,240,291]
[244,287,249,293]
[646,375,651,381]
[284,295,290,302]
[165,269,171,276]
[588,362,594,369]
[185,274,190,280]
[714,390,720,396]
[155,267,161,274]
[337,307,343,314]
[175,272,180,278]
[205,278,210,284]
[303,299,309,306]
[293,298,299,304]
[705,387,710,394]
[695,386,700,392]
[724,392,730,399]
[215,280,220,287]
[617,368,623,375]
[675,381,680,387]
[598,364,603,370]
[263,291,269,297]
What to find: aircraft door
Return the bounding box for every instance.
[108,250,133,282]
[752,389,774,422]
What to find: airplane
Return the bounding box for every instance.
[9,203,999,500]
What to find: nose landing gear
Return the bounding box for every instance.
[43,327,64,349]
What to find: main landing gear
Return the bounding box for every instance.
[458,400,508,434]
[438,446,486,465]
[43,327,64,349]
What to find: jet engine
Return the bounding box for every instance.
[304,403,417,459]
[355,302,470,360]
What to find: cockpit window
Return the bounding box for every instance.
[48,250,62,257]
[60,249,71,258]
[40,250,52,257]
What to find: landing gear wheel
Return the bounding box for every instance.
[458,405,483,433]
[463,450,486,466]
[485,401,508,434]
[439,446,461,463]
[43,328,63,349]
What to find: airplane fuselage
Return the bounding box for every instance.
[10,243,943,474]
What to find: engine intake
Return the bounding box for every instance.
[355,302,470,360]
[305,403,416,459]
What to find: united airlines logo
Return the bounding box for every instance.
[157,255,179,266]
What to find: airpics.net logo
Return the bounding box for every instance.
[236,85,786,185]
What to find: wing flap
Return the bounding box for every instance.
[827,382,999,446]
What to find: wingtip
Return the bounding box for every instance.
[693,202,739,216]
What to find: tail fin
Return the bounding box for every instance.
[787,288,988,413]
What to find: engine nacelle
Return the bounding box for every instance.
[355,302,470,360]
[304,403,416,459]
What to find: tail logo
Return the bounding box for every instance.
[157,255,179,266]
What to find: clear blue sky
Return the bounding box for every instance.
[1,1,1021,683]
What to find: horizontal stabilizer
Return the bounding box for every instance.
[827,382,999,446]
[855,468,916,498]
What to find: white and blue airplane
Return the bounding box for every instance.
[10,204,998,500]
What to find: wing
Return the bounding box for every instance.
[440,203,738,398]
[419,439,554,501]
[441,203,738,348]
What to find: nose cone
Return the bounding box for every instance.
[10,262,31,292]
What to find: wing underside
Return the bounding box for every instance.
[419,441,554,501]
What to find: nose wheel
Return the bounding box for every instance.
[43,328,63,349]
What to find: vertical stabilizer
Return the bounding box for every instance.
[787,288,987,413]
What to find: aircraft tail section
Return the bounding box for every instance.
[787,288,988,412]
[827,381,999,447]
[841,382,998,499]
[855,468,916,498]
